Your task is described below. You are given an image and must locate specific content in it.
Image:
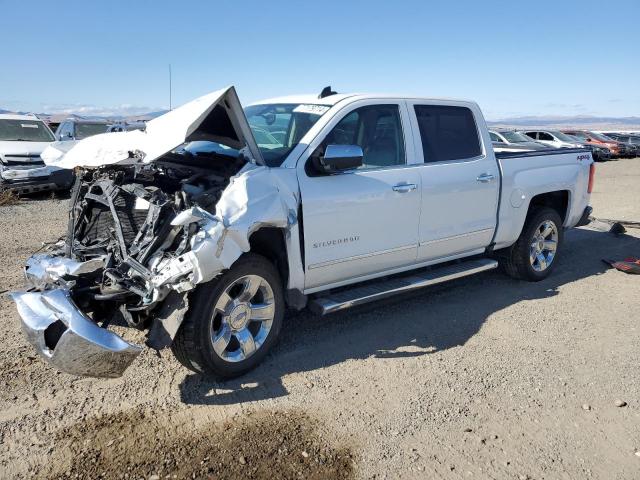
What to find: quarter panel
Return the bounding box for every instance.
[494,152,591,249]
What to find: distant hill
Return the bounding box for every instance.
[0,108,168,123]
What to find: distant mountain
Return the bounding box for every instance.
[3,107,639,131]
[0,108,168,123]
[488,115,640,130]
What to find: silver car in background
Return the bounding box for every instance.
[0,114,74,194]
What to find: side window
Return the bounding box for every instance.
[538,132,554,141]
[489,132,500,142]
[323,104,406,168]
[413,105,481,163]
[59,122,71,139]
[525,132,537,140]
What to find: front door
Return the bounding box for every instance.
[298,102,421,291]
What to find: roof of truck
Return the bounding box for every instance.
[249,93,357,106]
[249,93,474,107]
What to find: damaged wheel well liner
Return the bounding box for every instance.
[249,227,289,293]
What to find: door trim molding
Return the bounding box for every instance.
[308,244,416,270]
[419,228,494,247]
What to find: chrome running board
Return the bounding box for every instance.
[309,258,498,315]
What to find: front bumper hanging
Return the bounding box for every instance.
[10,253,142,378]
[11,289,142,378]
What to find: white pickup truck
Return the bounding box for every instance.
[11,86,594,379]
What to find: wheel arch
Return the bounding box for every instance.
[248,227,289,287]
[527,190,570,223]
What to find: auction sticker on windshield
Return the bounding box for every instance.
[293,104,330,115]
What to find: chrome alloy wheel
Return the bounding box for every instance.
[529,220,558,272]
[210,274,276,363]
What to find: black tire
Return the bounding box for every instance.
[500,207,563,282]
[171,253,284,378]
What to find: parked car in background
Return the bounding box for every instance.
[0,114,74,194]
[561,130,629,158]
[564,134,611,162]
[602,133,640,157]
[489,129,550,150]
[521,130,585,149]
[491,141,541,153]
[54,119,110,141]
[44,120,61,134]
[107,121,147,133]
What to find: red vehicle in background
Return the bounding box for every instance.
[561,130,629,157]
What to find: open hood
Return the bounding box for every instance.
[41,86,264,169]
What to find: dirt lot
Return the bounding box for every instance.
[1,159,639,479]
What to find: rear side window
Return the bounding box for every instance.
[538,132,554,141]
[414,105,481,162]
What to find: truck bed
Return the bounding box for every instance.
[492,148,592,250]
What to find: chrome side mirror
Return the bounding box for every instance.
[320,144,363,172]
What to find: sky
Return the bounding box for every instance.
[1,0,638,120]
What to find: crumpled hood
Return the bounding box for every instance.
[41,86,263,169]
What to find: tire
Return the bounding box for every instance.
[500,207,563,282]
[171,253,284,378]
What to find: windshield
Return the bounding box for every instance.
[549,130,577,142]
[0,119,55,142]
[76,123,108,140]
[589,131,616,142]
[566,134,585,143]
[500,131,533,143]
[244,103,329,167]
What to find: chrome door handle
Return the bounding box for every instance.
[392,183,417,193]
[476,173,496,183]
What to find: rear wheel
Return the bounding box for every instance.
[500,207,563,282]
[171,253,284,378]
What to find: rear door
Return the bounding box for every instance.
[297,101,421,291]
[407,102,500,261]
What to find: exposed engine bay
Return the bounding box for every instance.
[60,150,246,338]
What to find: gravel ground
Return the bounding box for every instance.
[1,159,639,479]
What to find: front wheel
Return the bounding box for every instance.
[171,253,284,378]
[500,207,563,282]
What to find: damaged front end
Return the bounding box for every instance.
[10,86,296,378]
